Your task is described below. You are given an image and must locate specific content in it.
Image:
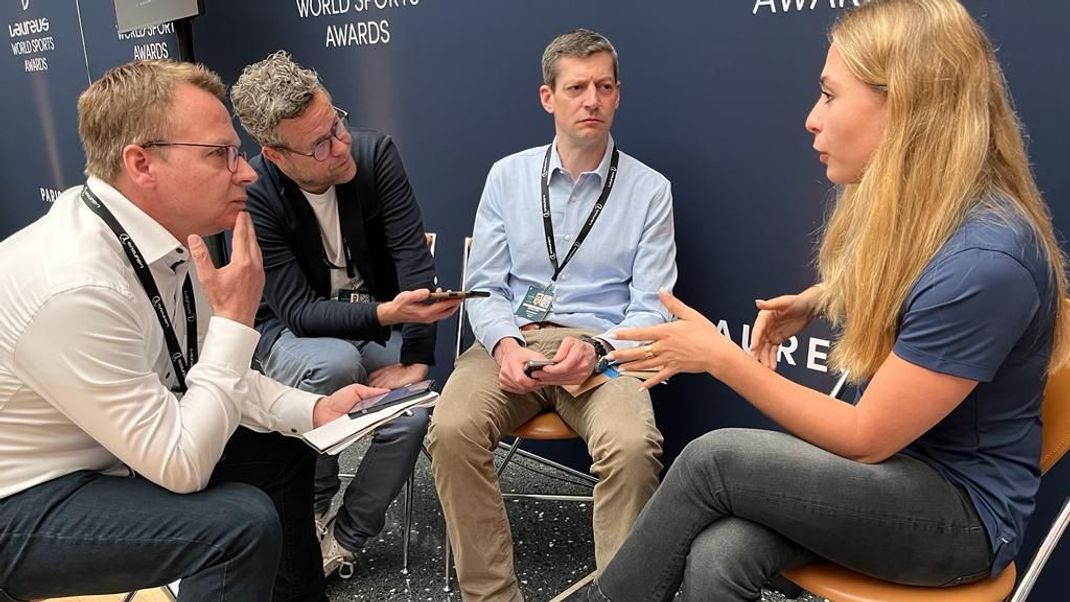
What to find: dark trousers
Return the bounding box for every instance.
[0,427,324,602]
[593,428,994,602]
[261,329,428,552]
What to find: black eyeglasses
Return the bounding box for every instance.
[142,141,246,173]
[277,107,350,162]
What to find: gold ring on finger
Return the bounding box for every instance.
[643,344,655,359]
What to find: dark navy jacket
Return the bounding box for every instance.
[245,128,437,366]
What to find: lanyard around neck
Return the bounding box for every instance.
[80,186,198,392]
[540,144,619,281]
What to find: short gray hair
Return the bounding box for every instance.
[541,29,619,90]
[230,50,321,147]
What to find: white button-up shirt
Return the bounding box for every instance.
[0,177,319,499]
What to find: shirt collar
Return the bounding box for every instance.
[548,134,616,183]
[85,176,187,267]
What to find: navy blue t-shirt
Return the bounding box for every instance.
[873,203,1055,572]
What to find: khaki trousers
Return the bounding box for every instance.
[428,328,663,602]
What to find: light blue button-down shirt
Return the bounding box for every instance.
[465,137,678,354]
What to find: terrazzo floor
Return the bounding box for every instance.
[323,440,823,602]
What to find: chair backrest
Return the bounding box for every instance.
[454,236,474,360]
[1010,358,1070,602]
[1041,359,1070,474]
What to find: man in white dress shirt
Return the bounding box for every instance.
[0,60,380,602]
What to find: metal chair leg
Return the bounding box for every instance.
[402,467,415,575]
[496,436,524,478]
[443,529,452,592]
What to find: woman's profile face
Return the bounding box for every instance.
[805,44,889,185]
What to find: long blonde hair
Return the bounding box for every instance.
[817,0,1070,380]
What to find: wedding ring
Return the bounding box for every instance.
[643,344,655,359]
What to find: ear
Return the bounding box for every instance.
[539,84,554,114]
[262,145,285,166]
[121,143,156,189]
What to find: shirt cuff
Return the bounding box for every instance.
[598,332,639,351]
[199,316,261,374]
[481,323,525,356]
[274,388,320,435]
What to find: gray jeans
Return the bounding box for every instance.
[260,329,429,552]
[593,428,993,602]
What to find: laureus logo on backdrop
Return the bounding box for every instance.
[752,0,861,15]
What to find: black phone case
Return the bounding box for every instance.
[348,381,434,417]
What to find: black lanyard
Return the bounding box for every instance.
[80,186,198,392]
[320,232,356,279]
[541,144,619,281]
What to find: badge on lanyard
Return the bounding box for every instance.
[338,289,373,303]
[519,144,619,323]
[515,283,556,321]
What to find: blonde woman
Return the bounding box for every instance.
[582,1,1070,600]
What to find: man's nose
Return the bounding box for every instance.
[583,84,600,108]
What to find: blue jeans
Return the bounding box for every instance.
[593,428,993,602]
[260,329,429,552]
[0,428,324,602]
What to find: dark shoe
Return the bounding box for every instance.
[549,570,600,601]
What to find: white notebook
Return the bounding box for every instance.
[302,391,438,455]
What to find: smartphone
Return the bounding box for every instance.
[348,379,435,417]
[426,289,491,301]
[523,359,557,377]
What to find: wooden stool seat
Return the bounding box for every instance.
[511,411,577,440]
[781,561,1016,602]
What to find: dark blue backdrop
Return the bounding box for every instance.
[0,0,1066,597]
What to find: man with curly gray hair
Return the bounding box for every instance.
[231,50,459,580]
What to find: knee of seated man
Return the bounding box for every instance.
[375,405,430,444]
[199,482,283,557]
[428,396,498,455]
[301,340,369,392]
[595,426,663,474]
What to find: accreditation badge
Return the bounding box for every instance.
[338,289,373,303]
[515,284,555,321]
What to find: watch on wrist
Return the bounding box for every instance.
[580,335,611,374]
[580,335,608,357]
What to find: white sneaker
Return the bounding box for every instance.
[320,515,357,579]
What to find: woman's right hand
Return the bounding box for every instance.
[749,285,822,369]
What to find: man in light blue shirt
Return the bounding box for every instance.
[428,29,678,602]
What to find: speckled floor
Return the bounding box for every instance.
[324,440,823,602]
